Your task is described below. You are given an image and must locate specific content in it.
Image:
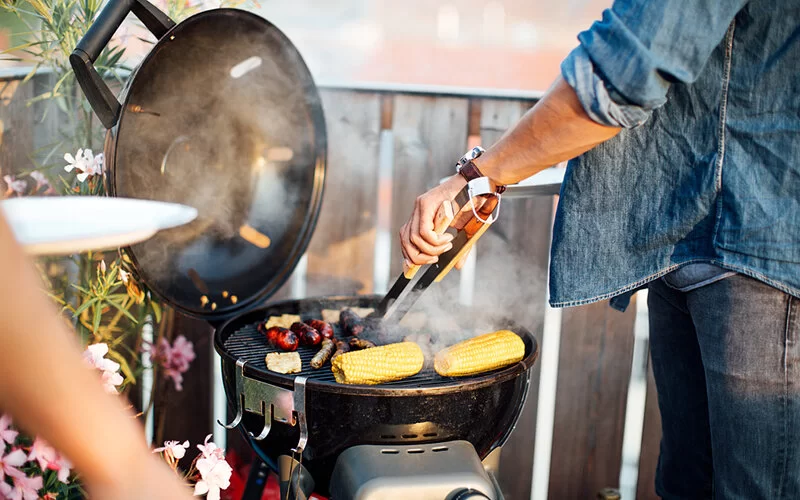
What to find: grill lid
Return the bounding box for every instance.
[108,9,326,320]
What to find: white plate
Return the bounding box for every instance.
[1,196,198,256]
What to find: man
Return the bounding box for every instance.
[400,0,800,497]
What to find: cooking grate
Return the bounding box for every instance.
[223,320,506,389]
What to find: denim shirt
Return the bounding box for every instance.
[550,0,800,311]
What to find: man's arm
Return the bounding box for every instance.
[399,77,621,265]
[0,215,192,499]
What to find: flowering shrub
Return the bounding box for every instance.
[1,415,78,499]
[0,342,232,498]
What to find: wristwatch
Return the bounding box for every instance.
[455,146,505,194]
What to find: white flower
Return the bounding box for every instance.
[82,343,123,394]
[64,148,104,183]
[64,149,90,174]
[119,269,130,284]
[153,440,189,461]
[193,455,232,500]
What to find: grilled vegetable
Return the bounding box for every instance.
[348,337,376,350]
[331,338,350,361]
[266,352,301,374]
[308,319,334,339]
[290,322,322,346]
[311,338,335,369]
[434,330,525,377]
[331,342,424,385]
[339,309,365,337]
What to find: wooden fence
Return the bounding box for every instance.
[1,70,662,499]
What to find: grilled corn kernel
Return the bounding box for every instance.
[331,342,424,385]
[434,330,525,377]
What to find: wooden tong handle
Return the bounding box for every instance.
[403,201,455,279]
[434,195,499,283]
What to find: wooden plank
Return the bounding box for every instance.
[474,99,551,500]
[154,312,214,448]
[389,94,469,277]
[303,89,382,297]
[0,77,34,176]
[548,297,637,499]
[636,347,662,500]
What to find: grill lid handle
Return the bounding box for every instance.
[69,0,175,128]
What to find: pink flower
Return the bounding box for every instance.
[153,440,189,461]
[0,448,26,482]
[154,335,196,391]
[196,434,225,460]
[0,414,18,445]
[27,438,57,471]
[83,343,124,394]
[3,175,26,197]
[0,473,44,500]
[28,171,48,190]
[53,455,72,483]
[26,437,71,483]
[192,454,232,500]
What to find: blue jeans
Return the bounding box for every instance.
[648,275,800,499]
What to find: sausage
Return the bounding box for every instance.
[348,338,376,350]
[310,338,335,369]
[290,322,323,347]
[307,319,334,339]
[339,309,365,337]
[331,338,351,361]
[262,326,288,346]
[274,331,299,351]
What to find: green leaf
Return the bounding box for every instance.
[106,299,138,324]
[92,305,102,333]
[0,39,48,55]
[73,297,98,316]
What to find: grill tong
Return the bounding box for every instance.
[378,179,501,323]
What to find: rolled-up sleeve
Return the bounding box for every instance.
[562,0,749,128]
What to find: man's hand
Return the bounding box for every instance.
[399,174,465,267]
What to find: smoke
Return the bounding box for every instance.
[377,223,547,359]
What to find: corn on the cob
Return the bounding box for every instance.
[434,330,524,377]
[331,342,424,385]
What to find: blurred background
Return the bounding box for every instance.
[2,0,612,91]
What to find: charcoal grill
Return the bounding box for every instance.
[71,1,540,498]
[215,296,537,497]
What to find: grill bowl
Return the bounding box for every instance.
[214,295,538,493]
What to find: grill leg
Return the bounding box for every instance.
[242,457,271,500]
